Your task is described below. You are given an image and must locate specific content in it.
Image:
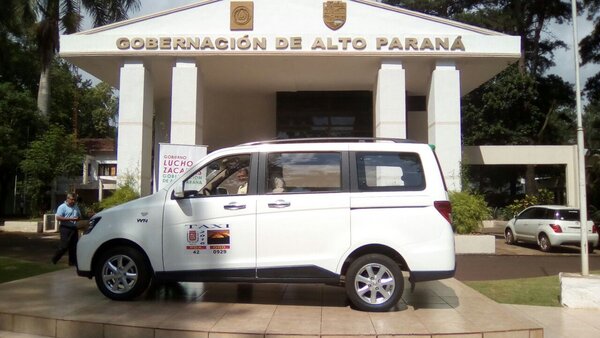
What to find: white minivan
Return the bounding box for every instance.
[77,138,455,311]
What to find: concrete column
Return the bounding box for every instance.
[374,60,406,138]
[428,60,462,191]
[82,155,91,185]
[567,145,579,207]
[98,179,104,201]
[171,59,203,145]
[117,60,154,196]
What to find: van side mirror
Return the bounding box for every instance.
[173,183,184,199]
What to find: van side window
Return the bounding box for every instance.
[183,154,251,197]
[356,152,425,191]
[267,152,341,193]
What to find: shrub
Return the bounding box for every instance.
[506,189,555,217]
[449,191,491,234]
[97,177,140,212]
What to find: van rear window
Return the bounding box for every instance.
[554,209,580,221]
[356,152,425,191]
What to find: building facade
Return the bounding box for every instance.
[60,0,521,196]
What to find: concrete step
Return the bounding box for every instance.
[0,330,52,338]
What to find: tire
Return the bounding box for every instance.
[505,228,515,245]
[588,244,595,254]
[538,234,552,253]
[94,246,151,301]
[345,254,403,312]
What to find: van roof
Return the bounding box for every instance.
[240,137,419,146]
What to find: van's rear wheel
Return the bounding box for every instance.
[95,246,151,300]
[345,254,403,312]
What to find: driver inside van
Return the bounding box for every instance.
[236,168,249,194]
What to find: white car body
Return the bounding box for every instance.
[77,139,455,311]
[505,205,598,252]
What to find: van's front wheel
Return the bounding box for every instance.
[345,254,403,312]
[95,246,151,300]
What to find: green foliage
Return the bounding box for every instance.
[465,274,561,307]
[20,125,84,215]
[43,59,118,138]
[0,83,40,169]
[586,154,600,221]
[384,0,572,75]
[0,256,64,284]
[449,191,491,234]
[78,82,118,138]
[97,176,140,212]
[505,189,555,217]
[462,66,575,146]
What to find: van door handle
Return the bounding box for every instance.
[224,202,246,210]
[268,200,291,208]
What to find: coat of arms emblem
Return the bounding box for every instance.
[187,230,198,243]
[323,1,346,31]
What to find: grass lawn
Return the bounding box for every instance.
[0,256,65,284]
[465,275,561,306]
[465,271,600,307]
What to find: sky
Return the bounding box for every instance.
[81,0,600,92]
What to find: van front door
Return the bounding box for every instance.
[162,154,257,278]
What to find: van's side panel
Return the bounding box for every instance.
[342,143,455,275]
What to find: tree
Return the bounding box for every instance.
[385,0,572,76]
[35,0,140,116]
[0,1,39,92]
[385,0,577,196]
[0,0,35,39]
[580,1,600,219]
[0,83,41,215]
[20,125,84,215]
[78,82,118,138]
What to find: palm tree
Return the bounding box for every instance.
[0,1,35,36]
[35,0,140,116]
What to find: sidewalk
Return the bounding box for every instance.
[508,304,600,338]
[0,269,543,337]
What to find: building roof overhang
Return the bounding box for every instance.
[60,0,521,98]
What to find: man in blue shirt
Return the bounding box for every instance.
[51,193,81,265]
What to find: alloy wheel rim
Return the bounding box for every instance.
[354,263,395,305]
[102,254,138,294]
[540,236,549,250]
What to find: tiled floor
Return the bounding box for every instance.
[507,304,600,338]
[0,269,543,338]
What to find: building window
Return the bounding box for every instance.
[276,91,373,139]
[98,164,117,176]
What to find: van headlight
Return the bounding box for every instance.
[84,216,102,234]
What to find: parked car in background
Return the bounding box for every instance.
[504,205,598,252]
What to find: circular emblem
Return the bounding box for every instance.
[233,6,252,25]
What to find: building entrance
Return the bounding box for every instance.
[276,91,373,139]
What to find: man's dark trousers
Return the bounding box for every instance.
[52,225,78,265]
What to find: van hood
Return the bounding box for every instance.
[94,190,167,218]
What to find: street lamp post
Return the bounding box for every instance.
[570,0,589,276]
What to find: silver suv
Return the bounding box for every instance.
[504,205,598,252]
